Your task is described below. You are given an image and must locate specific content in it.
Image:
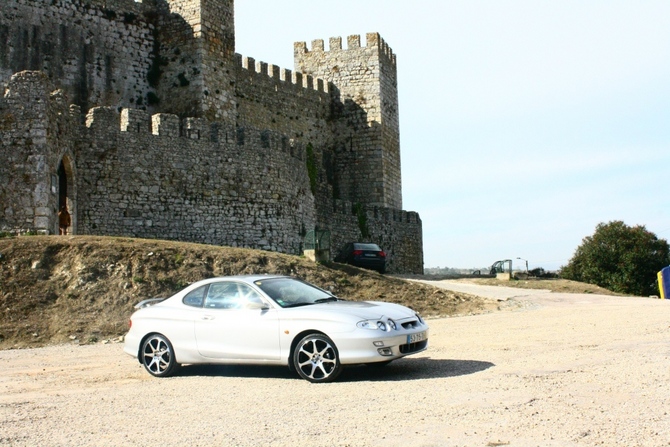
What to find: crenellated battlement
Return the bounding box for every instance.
[332,200,421,225]
[234,54,331,95]
[81,105,308,161]
[294,33,396,66]
[85,107,216,140]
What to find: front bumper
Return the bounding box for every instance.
[333,327,429,365]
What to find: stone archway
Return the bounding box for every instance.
[57,155,76,235]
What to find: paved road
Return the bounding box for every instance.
[1,284,670,446]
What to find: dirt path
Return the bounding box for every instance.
[1,287,669,447]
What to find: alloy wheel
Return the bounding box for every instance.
[293,334,342,383]
[141,334,179,377]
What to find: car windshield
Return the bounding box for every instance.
[254,278,337,308]
[353,243,381,251]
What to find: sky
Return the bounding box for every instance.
[234,1,670,271]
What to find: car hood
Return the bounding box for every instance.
[295,300,418,320]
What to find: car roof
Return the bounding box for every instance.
[202,274,290,282]
[353,243,381,249]
[190,274,289,286]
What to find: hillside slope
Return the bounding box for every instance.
[0,236,492,349]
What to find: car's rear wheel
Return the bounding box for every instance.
[141,334,180,377]
[293,333,342,383]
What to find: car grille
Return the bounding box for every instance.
[399,339,428,354]
[401,320,421,330]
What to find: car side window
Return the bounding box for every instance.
[238,284,265,306]
[183,285,207,307]
[204,282,265,309]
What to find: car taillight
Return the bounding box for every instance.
[379,251,386,258]
[128,319,132,329]
[352,250,363,256]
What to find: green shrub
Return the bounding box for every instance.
[560,221,670,296]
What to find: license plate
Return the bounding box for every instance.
[407,331,426,344]
[364,253,377,257]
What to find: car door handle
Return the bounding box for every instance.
[202,315,215,320]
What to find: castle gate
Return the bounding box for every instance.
[57,154,76,235]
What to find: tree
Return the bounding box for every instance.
[560,221,670,296]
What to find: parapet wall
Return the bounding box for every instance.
[236,54,330,93]
[77,105,316,253]
[294,32,397,70]
[83,105,313,163]
[233,53,331,143]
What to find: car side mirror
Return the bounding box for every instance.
[246,301,270,310]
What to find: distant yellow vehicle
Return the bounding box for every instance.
[658,267,670,299]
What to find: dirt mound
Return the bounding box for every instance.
[0,236,493,349]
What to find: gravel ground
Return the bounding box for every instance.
[1,284,670,447]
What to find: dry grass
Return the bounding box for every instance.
[450,277,620,295]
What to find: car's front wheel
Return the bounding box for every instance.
[141,334,180,377]
[293,333,342,383]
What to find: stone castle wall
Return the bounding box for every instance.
[0,0,424,274]
[77,106,315,253]
[0,0,155,113]
[328,200,423,274]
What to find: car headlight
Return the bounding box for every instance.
[357,320,386,331]
[357,319,397,331]
[415,312,424,324]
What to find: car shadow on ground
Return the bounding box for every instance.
[174,358,494,382]
[340,358,494,382]
[177,364,296,379]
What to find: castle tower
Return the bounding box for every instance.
[156,0,236,122]
[0,71,76,235]
[295,33,402,209]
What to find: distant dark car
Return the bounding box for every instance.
[335,243,387,273]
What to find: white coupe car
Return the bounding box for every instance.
[124,275,429,383]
